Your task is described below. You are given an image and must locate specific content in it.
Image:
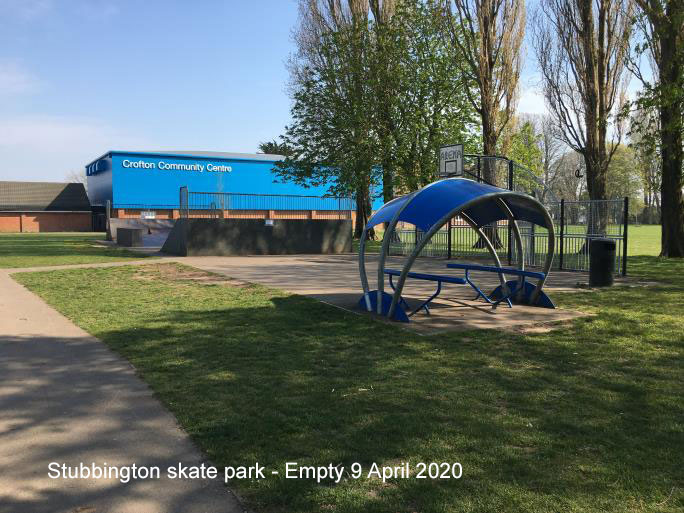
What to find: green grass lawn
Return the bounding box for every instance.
[627,225,661,256]
[0,233,149,268]
[14,259,683,513]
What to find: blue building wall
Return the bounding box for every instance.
[86,151,375,210]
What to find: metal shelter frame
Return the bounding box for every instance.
[358,178,556,320]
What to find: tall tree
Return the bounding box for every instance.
[532,0,634,216]
[278,0,478,238]
[629,102,662,222]
[630,0,684,256]
[538,115,566,202]
[369,0,398,203]
[374,0,478,193]
[282,0,378,238]
[442,0,525,185]
[509,120,543,175]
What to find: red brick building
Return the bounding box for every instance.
[0,181,92,233]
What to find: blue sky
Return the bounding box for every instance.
[0,0,300,181]
[0,0,551,182]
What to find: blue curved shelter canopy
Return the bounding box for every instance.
[367,178,547,231]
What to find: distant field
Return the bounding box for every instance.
[627,225,661,256]
[356,224,662,258]
[0,233,148,268]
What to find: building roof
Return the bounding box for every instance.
[0,181,91,211]
[86,150,285,168]
[146,150,285,161]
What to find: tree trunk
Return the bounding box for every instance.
[354,184,375,240]
[481,109,498,186]
[660,140,684,256]
[474,113,504,250]
[657,18,684,257]
[659,103,684,255]
[382,159,394,204]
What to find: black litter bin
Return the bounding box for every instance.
[589,238,616,286]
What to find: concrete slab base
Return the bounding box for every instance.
[183,254,597,334]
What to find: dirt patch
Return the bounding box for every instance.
[512,321,574,335]
[132,263,253,288]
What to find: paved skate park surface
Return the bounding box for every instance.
[183,254,599,333]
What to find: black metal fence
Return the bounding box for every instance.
[387,197,628,275]
[179,189,354,219]
[462,154,558,202]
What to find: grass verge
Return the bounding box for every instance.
[0,233,149,268]
[14,259,683,513]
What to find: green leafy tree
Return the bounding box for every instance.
[628,102,661,222]
[629,0,684,256]
[509,120,543,174]
[606,145,645,211]
[277,1,379,238]
[257,140,292,156]
[275,0,479,238]
[371,0,479,194]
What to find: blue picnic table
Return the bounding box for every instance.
[383,263,549,316]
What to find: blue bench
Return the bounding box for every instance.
[384,269,466,317]
[445,263,547,308]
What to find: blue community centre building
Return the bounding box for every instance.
[85,150,373,226]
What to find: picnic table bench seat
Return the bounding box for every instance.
[384,268,466,317]
[445,263,548,308]
[445,262,546,280]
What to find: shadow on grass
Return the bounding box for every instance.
[13,259,683,512]
[89,293,682,512]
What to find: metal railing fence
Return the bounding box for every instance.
[109,188,354,221]
[180,190,354,219]
[462,154,558,203]
[385,197,628,275]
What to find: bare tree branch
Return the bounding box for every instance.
[442,0,525,184]
[532,0,635,204]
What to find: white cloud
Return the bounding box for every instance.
[0,116,155,181]
[0,61,41,96]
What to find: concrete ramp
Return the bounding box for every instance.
[162,218,352,256]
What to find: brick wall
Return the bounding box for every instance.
[109,208,359,229]
[0,212,92,233]
[0,213,22,232]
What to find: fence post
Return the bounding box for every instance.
[476,157,481,182]
[506,160,514,265]
[105,199,112,241]
[559,199,565,271]
[447,218,452,259]
[622,196,629,276]
[179,186,188,218]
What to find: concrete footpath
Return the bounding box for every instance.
[0,265,243,513]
